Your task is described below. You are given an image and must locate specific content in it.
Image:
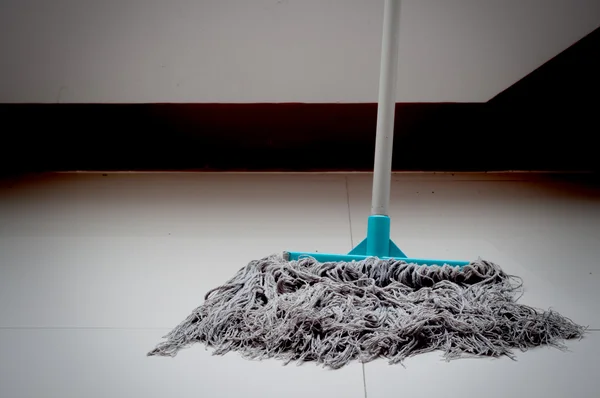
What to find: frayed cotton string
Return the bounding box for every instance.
[148,254,586,369]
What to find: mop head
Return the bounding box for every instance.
[148,254,585,368]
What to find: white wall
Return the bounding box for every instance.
[1,0,599,103]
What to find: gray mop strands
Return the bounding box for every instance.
[148,255,586,369]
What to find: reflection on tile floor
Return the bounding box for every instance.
[0,329,363,398]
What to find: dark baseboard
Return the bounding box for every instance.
[1,102,597,174]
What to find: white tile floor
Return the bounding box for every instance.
[0,172,599,397]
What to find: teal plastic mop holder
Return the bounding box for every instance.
[286,215,470,267]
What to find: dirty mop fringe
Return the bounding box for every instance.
[148,255,586,369]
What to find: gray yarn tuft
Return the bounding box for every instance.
[148,254,586,368]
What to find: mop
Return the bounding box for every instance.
[148,0,585,368]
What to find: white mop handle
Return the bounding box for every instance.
[371,0,402,216]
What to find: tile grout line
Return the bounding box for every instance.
[345,175,367,398]
[0,326,171,331]
[362,361,368,398]
[345,176,355,248]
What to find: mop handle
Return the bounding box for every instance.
[371,0,402,216]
